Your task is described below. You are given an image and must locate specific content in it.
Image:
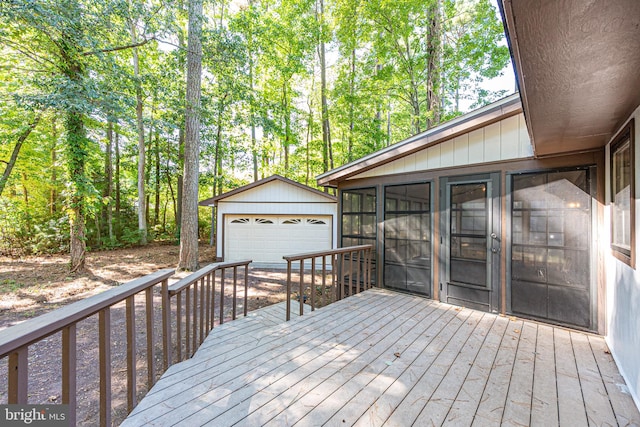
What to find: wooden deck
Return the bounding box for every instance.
[122,289,640,427]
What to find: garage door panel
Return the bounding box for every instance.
[225,215,332,263]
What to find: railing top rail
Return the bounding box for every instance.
[0,268,175,358]
[283,245,373,262]
[168,260,252,295]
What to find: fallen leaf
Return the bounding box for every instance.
[514,329,520,333]
[604,349,611,354]
[394,352,401,358]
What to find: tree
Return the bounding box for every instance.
[178,0,203,271]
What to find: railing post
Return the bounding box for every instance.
[99,308,112,427]
[161,279,171,371]
[125,296,137,412]
[62,325,77,425]
[8,347,28,404]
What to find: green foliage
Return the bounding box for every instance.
[0,0,512,256]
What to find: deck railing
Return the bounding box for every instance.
[169,260,251,362]
[283,244,374,321]
[0,259,252,426]
[0,268,174,427]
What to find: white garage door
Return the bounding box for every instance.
[224,215,332,263]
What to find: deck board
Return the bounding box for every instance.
[121,289,640,427]
[530,323,559,427]
[555,327,589,427]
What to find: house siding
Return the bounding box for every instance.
[605,104,640,409]
[349,113,532,180]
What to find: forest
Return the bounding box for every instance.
[0,0,510,271]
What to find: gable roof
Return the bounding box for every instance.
[317,94,522,187]
[199,174,336,207]
[499,0,640,156]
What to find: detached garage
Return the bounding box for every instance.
[199,175,337,266]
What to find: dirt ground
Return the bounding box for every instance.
[0,243,291,425]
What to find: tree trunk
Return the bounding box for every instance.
[50,117,58,215]
[129,9,147,245]
[65,110,87,273]
[247,1,258,182]
[154,131,160,226]
[178,0,203,271]
[21,172,31,232]
[282,81,290,174]
[426,0,441,128]
[347,48,355,162]
[318,0,332,173]
[105,120,114,241]
[114,129,121,239]
[176,30,186,237]
[0,114,40,198]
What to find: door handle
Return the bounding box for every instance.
[490,232,498,239]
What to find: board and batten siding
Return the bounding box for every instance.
[349,113,532,180]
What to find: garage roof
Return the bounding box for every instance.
[199,174,336,207]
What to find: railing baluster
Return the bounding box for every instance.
[205,274,211,332]
[125,296,136,412]
[199,278,205,345]
[299,259,304,316]
[211,271,216,329]
[177,292,183,362]
[243,264,249,317]
[219,268,225,325]
[161,279,171,371]
[331,254,340,302]
[99,308,112,427]
[322,255,327,307]
[8,347,28,404]
[145,287,155,387]
[185,287,191,359]
[355,250,361,294]
[192,281,198,354]
[232,266,237,320]
[311,257,316,311]
[62,325,77,425]
[286,261,292,321]
[341,252,346,300]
